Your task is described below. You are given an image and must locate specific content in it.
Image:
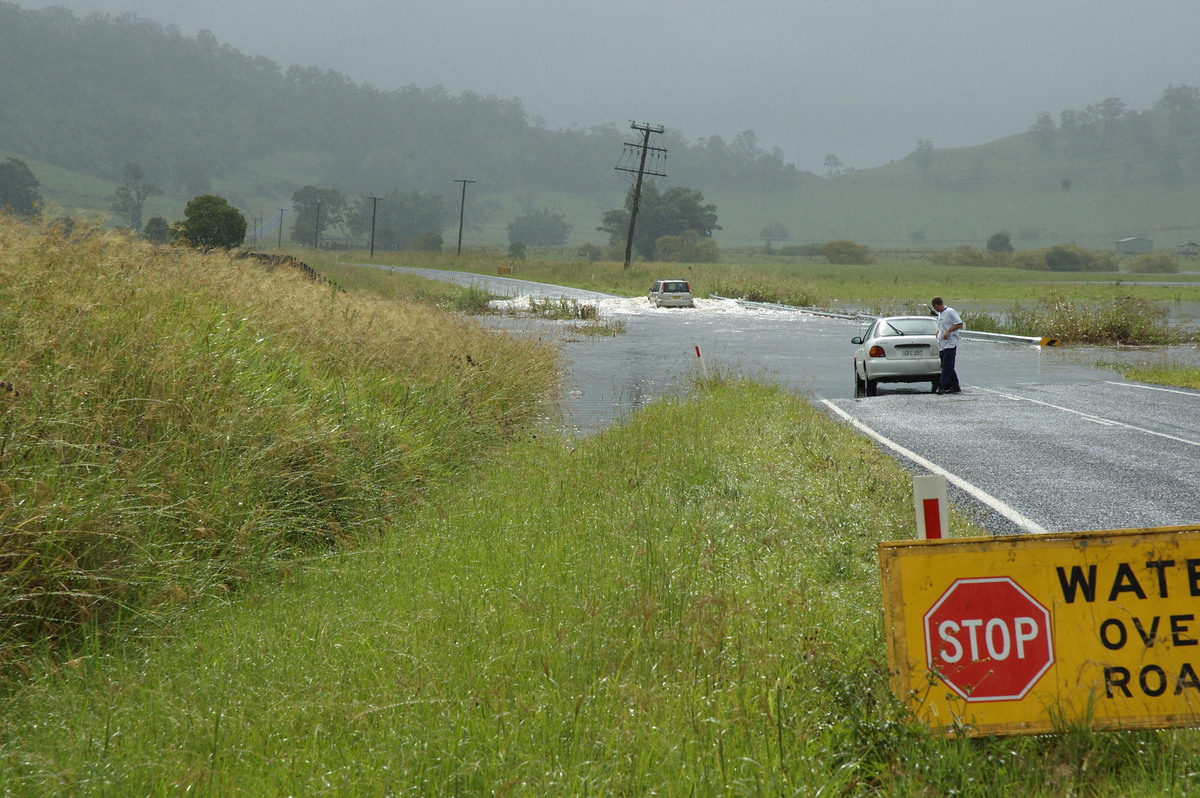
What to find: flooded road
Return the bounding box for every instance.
[367,267,1200,534]
[375,267,1170,434]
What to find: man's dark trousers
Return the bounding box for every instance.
[938,346,960,392]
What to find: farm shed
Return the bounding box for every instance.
[1116,236,1153,255]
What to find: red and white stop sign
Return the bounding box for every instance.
[923,577,1054,702]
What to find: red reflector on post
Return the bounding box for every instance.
[922,498,942,539]
[912,474,949,540]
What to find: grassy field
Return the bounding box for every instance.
[2,221,1199,794]
[313,247,1200,345]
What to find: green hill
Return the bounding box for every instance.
[3,1,1199,251]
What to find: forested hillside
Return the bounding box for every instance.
[0,4,804,201]
[3,1,1199,250]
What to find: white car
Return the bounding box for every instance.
[851,315,941,397]
[648,279,694,308]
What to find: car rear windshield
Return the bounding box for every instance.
[662,281,690,292]
[878,318,936,336]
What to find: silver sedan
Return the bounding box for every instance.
[851,315,941,397]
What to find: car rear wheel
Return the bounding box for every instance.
[854,364,866,398]
[865,378,878,397]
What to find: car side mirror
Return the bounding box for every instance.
[851,336,863,345]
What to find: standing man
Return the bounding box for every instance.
[931,297,963,394]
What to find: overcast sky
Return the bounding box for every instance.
[23,0,1200,171]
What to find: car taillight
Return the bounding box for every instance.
[869,345,886,357]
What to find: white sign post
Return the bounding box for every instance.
[913,474,949,539]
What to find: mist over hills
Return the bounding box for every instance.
[3,2,1199,250]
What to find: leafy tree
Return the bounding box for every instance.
[760,221,790,241]
[986,232,1014,253]
[507,241,527,260]
[347,190,445,250]
[291,185,347,247]
[507,208,570,246]
[1088,96,1127,123]
[174,194,246,249]
[823,154,843,178]
[1155,84,1200,131]
[108,163,161,230]
[1027,112,1056,155]
[0,157,42,217]
[143,216,171,243]
[599,181,719,261]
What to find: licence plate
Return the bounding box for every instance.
[900,348,927,357]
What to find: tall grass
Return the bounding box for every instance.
[0,217,557,676]
[1,378,1194,794]
[968,291,1193,344]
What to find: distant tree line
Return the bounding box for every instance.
[1025,86,1200,182]
[0,2,809,211]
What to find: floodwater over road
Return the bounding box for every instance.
[543,297,1162,435]
[372,267,1199,435]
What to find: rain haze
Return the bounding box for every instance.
[20,0,1200,172]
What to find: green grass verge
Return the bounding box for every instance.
[1,378,1195,795]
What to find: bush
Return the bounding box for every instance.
[926,247,1010,268]
[142,216,171,243]
[821,240,874,264]
[986,232,1014,252]
[1044,244,1115,272]
[1127,253,1179,273]
[980,244,1116,272]
[507,241,527,260]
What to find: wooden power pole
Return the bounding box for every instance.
[454,179,475,255]
[615,122,667,270]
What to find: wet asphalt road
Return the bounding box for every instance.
[371,267,1200,536]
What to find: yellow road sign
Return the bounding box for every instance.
[880,525,1200,736]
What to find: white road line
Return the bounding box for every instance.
[1103,380,1200,398]
[820,400,1049,535]
[979,387,1200,448]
